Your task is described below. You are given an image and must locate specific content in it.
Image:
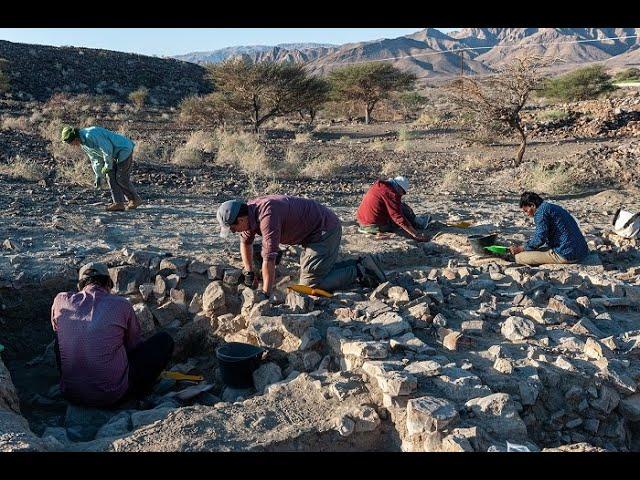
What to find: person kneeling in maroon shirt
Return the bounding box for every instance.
[356,176,430,242]
[51,262,174,408]
[217,195,388,295]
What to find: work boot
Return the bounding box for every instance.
[357,254,387,288]
[105,202,126,212]
[126,198,143,210]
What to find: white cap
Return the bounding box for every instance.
[389,176,409,193]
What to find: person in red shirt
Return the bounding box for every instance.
[356,176,430,242]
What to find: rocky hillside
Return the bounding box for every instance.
[174,28,640,79]
[0,40,212,105]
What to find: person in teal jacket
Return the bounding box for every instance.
[60,125,143,212]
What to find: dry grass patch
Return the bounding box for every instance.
[537,109,571,122]
[461,154,492,171]
[55,157,93,186]
[171,146,203,168]
[0,156,47,182]
[380,158,406,178]
[523,163,576,195]
[1,115,31,132]
[134,140,169,164]
[185,130,217,154]
[40,118,65,143]
[368,138,386,151]
[414,111,441,127]
[217,131,270,173]
[300,153,347,179]
[293,132,312,144]
[439,169,463,191]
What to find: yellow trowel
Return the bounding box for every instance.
[446,220,474,228]
[288,284,333,298]
[160,371,204,382]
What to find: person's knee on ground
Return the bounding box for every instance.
[126,331,175,400]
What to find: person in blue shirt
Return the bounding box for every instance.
[510,192,589,265]
[60,125,143,212]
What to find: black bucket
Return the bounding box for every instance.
[468,233,498,255]
[215,342,265,389]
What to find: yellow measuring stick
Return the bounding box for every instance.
[288,284,333,298]
[160,371,204,382]
[447,221,474,228]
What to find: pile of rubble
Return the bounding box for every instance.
[561,141,640,190]
[528,96,640,139]
[2,239,640,452]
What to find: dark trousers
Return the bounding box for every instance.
[106,155,142,205]
[125,332,174,400]
[54,331,174,405]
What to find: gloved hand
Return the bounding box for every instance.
[242,270,259,289]
[101,165,112,175]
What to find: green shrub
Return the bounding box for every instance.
[539,65,614,101]
[537,109,571,122]
[613,67,640,83]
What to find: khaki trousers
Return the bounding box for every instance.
[515,249,573,266]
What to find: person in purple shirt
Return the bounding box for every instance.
[216,195,387,295]
[51,262,174,408]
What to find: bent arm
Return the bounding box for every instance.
[240,237,254,272]
[262,259,276,294]
[525,213,550,250]
[382,192,419,237]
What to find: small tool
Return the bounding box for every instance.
[160,371,204,382]
[484,245,509,254]
[288,284,333,298]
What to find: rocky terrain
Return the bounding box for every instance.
[0,64,639,452]
[1,179,640,452]
[0,40,211,105]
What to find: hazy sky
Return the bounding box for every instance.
[0,28,459,56]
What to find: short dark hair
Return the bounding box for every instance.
[519,192,544,208]
[78,275,113,291]
[232,203,249,225]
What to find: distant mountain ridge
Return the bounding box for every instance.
[172,43,336,65]
[173,28,640,79]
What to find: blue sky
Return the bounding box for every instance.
[0,28,458,57]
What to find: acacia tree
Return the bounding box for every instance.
[207,59,324,132]
[295,76,330,126]
[446,55,551,165]
[328,62,417,124]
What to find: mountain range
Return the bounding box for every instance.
[173,28,640,80]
